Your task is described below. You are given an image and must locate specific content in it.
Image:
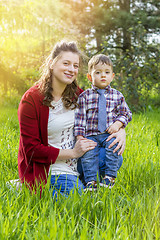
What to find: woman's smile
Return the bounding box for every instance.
[52,51,79,87]
[64,72,74,78]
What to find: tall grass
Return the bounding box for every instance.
[0,107,160,239]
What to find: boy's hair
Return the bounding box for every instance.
[88,54,113,74]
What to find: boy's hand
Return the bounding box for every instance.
[76,135,85,141]
[106,121,123,134]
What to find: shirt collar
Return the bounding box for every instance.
[92,85,111,93]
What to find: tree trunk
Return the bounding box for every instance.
[95,30,102,52]
[119,0,131,52]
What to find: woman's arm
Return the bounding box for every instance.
[18,91,60,164]
[106,128,126,155]
[19,87,97,164]
[57,138,97,160]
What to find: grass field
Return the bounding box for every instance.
[0,107,160,239]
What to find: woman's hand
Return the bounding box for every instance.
[57,137,97,161]
[106,128,126,155]
[73,137,97,158]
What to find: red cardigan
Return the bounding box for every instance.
[18,85,83,189]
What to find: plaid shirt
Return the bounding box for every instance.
[74,85,132,137]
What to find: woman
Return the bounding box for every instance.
[18,41,126,196]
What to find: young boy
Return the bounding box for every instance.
[74,54,132,190]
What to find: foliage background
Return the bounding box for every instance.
[0,1,160,238]
[0,0,160,111]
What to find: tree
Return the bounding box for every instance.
[60,0,160,111]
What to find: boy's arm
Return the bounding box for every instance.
[76,135,85,140]
[115,94,132,128]
[107,121,123,134]
[106,93,132,134]
[74,95,86,138]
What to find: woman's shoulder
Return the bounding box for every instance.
[76,86,83,96]
[21,84,44,103]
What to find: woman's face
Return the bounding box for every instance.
[51,51,79,87]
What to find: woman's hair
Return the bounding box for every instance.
[37,41,81,109]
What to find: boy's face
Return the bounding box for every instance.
[88,63,115,89]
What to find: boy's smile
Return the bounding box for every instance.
[89,63,115,89]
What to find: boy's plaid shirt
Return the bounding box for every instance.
[74,85,132,137]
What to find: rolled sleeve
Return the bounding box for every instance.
[116,115,128,127]
[116,95,132,127]
[74,95,86,137]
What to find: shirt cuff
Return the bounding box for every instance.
[74,127,86,137]
[116,116,128,128]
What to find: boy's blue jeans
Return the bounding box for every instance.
[79,133,121,184]
[50,134,123,196]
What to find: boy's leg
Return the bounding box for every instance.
[80,136,99,184]
[98,133,119,188]
[78,146,123,183]
[77,158,85,184]
[99,147,123,179]
[104,136,119,178]
[117,155,123,170]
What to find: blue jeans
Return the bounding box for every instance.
[50,174,84,198]
[50,136,123,196]
[79,133,122,183]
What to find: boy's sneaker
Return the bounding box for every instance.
[99,175,115,189]
[84,181,97,192]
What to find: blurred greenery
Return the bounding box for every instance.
[0,0,159,112]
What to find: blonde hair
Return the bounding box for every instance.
[88,54,113,74]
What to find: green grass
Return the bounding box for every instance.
[0,106,160,239]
